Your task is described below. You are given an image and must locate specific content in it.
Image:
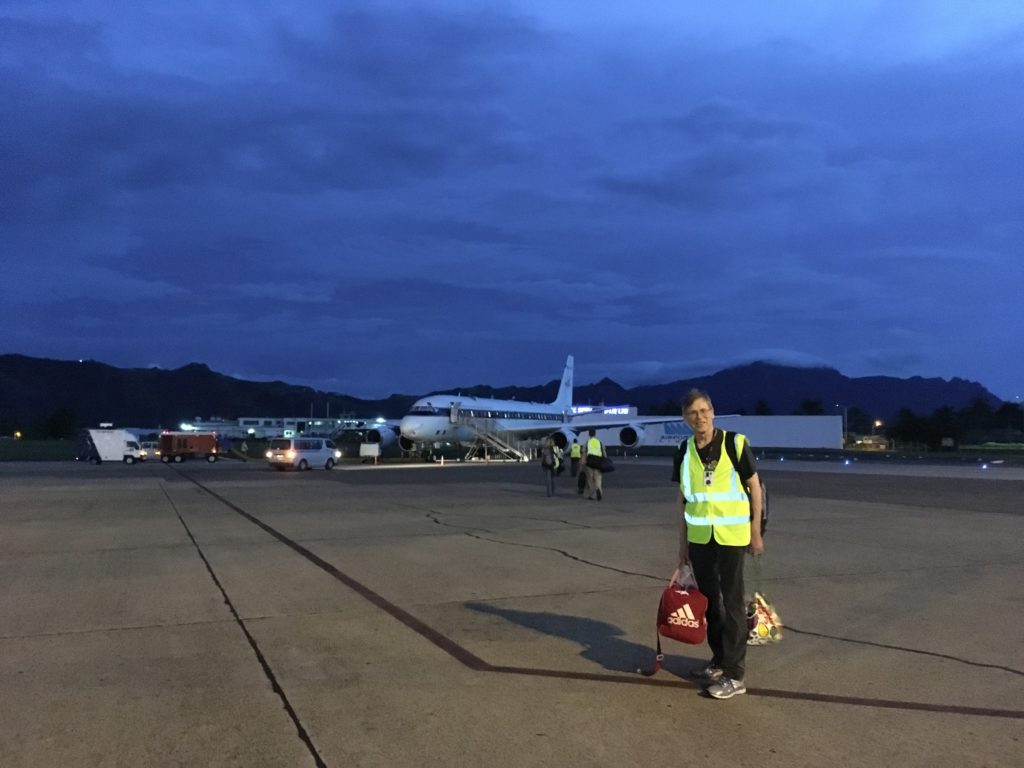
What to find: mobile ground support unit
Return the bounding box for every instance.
[159,431,220,463]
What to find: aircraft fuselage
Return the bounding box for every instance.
[399,396,569,444]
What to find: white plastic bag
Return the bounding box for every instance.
[746,592,783,645]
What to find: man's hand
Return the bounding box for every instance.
[748,536,764,556]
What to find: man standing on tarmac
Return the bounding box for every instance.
[673,388,764,699]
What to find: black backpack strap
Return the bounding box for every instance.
[722,430,740,470]
[671,438,688,483]
[724,430,768,532]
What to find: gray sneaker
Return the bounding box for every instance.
[694,664,723,681]
[706,677,746,700]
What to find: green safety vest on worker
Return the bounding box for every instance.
[680,432,752,546]
[586,437,603,457]
[570,443,581,458]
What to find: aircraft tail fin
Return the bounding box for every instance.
[553,355,574,408]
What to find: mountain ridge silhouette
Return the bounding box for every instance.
[0,353,1002,433]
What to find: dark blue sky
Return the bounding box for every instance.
[3,2,1022,401]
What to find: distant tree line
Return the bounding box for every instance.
[890,398,1023,448]
[2,407,78,440]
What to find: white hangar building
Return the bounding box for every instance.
[589,414,843,451]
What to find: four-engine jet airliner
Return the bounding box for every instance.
[366,356,681,454]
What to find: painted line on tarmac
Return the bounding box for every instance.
[172,469,489,671]
[159,484,329,768]
[176,470,1024,722]
[486,666,1024,719]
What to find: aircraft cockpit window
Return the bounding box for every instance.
[409,405,444,415]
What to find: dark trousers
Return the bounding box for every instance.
[570,458,580,477]
[689,538,747,680]
[544,467,555,496]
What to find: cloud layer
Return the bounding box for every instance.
[3,1,1022,400]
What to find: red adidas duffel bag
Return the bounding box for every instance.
[641,566,709,676]
[657,567,708,645]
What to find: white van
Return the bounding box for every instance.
[266,437,341,470]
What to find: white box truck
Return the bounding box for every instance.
[78,428,147,465]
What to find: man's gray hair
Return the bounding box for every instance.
[682,388,713,412]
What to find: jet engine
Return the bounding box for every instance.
[549,427,578,450]
[366,426,397,446]
[367,425,417,451]
[619,424,646,449]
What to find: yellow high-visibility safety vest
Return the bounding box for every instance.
[680,432,751,546]
[570,443,581,458]
[586,437,603,457]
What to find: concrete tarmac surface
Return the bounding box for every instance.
[1,457,1021,767]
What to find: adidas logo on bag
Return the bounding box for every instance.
[667,603,701,629]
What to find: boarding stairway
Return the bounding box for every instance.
[458,417,532,463]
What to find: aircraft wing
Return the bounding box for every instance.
[494,415,686,437]
[494,414,691,450]
[567,415,684,430]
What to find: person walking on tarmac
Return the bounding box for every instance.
[672,388,764,700]
[540,437,558,497]
[581,428,605,501]
[569,438,582,477]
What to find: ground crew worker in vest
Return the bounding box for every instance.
[581,428,605,501]
[673,388,764,699]
[569,438,582,477]
[553,443,564,476]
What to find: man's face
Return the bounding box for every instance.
[683,398,714,433]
